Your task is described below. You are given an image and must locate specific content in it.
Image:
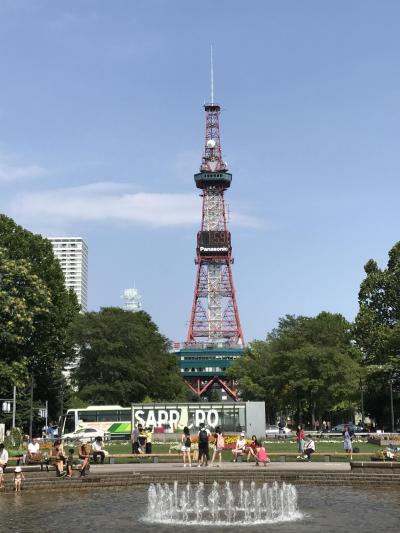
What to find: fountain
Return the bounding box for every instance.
[144,480,303,525]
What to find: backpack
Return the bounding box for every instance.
[199,429,208,444]
[217,434,225,449]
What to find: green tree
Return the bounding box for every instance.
[0,215,79,426]
[70,307,186,404]
[354,242,400,428]
[229,312,361,428]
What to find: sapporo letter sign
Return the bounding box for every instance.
[131,406,219,429]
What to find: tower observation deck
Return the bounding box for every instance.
[176,99,244,401]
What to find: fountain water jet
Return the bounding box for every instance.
[145,480,303,525]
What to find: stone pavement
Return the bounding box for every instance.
[89,461,351,474]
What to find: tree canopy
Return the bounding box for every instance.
[71,307,186,404]
[0,215,79,425]
[353,242,400,427]
[229,312,361,427]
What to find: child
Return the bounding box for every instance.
[14,466,25,492]
[255,445,270,467]
[0,466,4,489]
[210,427,225,467]
[66,448,75,478]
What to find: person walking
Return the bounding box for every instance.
[197,423,210,467]
[296,425,305,458]
[210,427,225,467]
[343,425,353,460]
[181,426,192,467]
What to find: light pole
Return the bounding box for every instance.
[389,370,395,433]
[359,378,364,429]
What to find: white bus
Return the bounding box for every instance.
[62,402,265,440]
[62,406,131,440]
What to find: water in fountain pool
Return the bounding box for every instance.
[145,480,302,525]
[0,483,399,532]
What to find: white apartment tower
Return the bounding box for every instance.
[49,237,88,312]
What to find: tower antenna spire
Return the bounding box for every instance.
[210,45,214,104]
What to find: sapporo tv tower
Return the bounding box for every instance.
[177,52,244,401]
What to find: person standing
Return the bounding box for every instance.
[210,427,225,467]
[138,427,147,454]
[0,443,9,473]
[343,425,353,460]
[13,467,25,492]
[145,427,153,454]
[296,425,305,458]
[278,419,286,437]
[66,448,75,478]
[132,424,141,454]
[181,426,192,467]
[198,423,210,467]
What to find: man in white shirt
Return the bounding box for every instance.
[232,432,247,462]
[92,437,105,464]
[28,439,40,455]
[0,443,9,472]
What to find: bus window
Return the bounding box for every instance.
[119,410,131,421]
[78,411,97,423]
[97,410,119,421]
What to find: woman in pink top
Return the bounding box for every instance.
[255,446,270,466]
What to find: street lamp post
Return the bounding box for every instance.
[389,370,395,433]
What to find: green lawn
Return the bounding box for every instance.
[103,439,380,463]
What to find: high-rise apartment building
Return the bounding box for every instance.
[49,237,88,312]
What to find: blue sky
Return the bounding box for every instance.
[1,1,399,343]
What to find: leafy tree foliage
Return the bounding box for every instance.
[354,242,400,366]
[0,215,79,424]
[71,307,186,404]
[354,242,400,427]
[229,312,361,427]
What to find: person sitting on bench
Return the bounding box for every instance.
[304,438,315,462]
[92,437,105,464]
[232,432,247,462]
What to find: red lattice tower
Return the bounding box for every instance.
[187,102,244,346]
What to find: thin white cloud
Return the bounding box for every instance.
[10,182,260,228]
[0,152,46,183]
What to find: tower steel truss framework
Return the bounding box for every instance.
[182,101,244,400]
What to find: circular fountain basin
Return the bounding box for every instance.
[0,482,399,532]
